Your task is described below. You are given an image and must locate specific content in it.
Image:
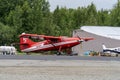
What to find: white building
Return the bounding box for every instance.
[72,26,120,55]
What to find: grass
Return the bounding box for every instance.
[16,52,55,55]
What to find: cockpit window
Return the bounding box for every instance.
[29,36,44,42]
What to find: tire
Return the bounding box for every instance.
[116,54,118,57]
[26,53,31,55]
[56,52,61,56]
[3,52,5,55]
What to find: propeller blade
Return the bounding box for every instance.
[83,37,94,41]
[76,35,94,44]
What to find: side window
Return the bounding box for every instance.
[52,40,58,43]
[115,49,117,51]
[51,39,58,43]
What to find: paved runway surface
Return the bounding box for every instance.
[0,55,119,61]
[0,55,119,80]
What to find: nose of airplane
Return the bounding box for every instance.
[77,37,94,43]
[83,38,94,41]
[77,39,84,43]
[76,35,94,42]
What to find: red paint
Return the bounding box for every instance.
[19,33,94,53]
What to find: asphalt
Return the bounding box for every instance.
[0,55,119,61]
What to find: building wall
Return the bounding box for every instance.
[72,29,120,56]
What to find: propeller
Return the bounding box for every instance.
[76,35,94,49]
[83,37,94,42]
[76,35,84,49]
[77,35,84,42]
[77,35,94,41]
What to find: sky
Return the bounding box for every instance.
[48,0,118,11]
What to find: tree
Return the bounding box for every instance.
[97,9,111,26]
[5,5,23,33]
[0,0,25,24]
[1,0,120,47]
[0,22,15,45]
[5,0,51,34]
[85,3,97,25]
[73,7,88,27]
[111,0,120,26]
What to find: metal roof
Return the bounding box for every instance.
[81,26,120,40]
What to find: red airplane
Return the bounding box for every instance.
[19,33,94,55]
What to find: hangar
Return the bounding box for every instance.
[72,26,120,55]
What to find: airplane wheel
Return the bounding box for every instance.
[26,53,31,55]
[116,54,118,57]
[3,52,5,55]
[56,52,61,56]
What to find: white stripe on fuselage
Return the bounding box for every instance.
[22,40,79,52]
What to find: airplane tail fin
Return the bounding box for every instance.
[102,44,106,50]
[20,36,35,51]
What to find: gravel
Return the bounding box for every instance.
[0,60,120,80]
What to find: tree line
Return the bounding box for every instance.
[0,0,120,46]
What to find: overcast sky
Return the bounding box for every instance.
[48,0,118,11]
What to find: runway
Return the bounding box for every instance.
[0,55,119,61]
[0,55,120,80]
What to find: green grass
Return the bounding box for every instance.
[16,52,55,55]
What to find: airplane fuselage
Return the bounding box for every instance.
[103,48,120,54]
[21,37,80,52]
[19,33,93,53]
[102,44,120,54]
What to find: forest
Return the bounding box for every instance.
[0,0,120,46]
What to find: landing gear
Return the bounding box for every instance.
[56,51,65,55]
[56,52,61,55]
[57,49,78,56]
[26,52,31,55]
[56,46,63,55]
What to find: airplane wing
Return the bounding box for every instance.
[20,33,61,42]
[43,36,61,42]
[20,33,45,40]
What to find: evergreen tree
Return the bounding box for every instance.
[111,0,120,26]
[85,3,97,25]
[0,22,15,45]
[0,0,25,24]
[0,0,120,46]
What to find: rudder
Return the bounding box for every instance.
[20,37,35,50]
